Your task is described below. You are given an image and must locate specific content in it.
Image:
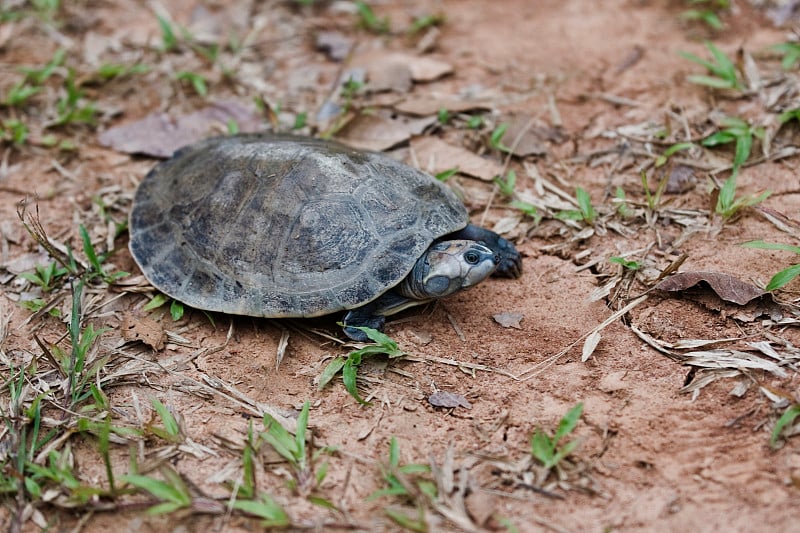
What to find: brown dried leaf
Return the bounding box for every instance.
[394,96,491,116]
[428,391,472,409]
[315,31,353,62]
[366,60,413,93]
[665,165,697,194]
[354,52,452,84]
[654,271,766,305]
[410,136,502,181]
[500,114,559,157]
[335,114,434,151]
[121,313,166,351]
[493,312,523,329]
[404,55,453,82]
[98,101,264,158]
[464,488,496,527]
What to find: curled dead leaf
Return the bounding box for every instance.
[121,312,166,351]
[428,391,472,409]
[410,136,502,181]
[394,96,491,116]
[315,31,353,62]
[335,114,435,152]
[493,312,524,329]
[654,271,765,305]
[99,101,263,158]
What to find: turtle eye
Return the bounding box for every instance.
[464,251,481,265]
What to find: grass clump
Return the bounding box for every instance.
[531,402,584,471]
[714,175,770,219]
[701,117,763,173]
[770,405,800,449]
[680,0,729,30]
[369,437,434,531]
[261,401,335,506]
[771,41,800,70]
[355,1,390,33]
[319,327,406,404]
[680,40,743,90]
[555,187,596,225]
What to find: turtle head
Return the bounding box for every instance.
[398,240,498,300]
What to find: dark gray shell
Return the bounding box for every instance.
[129,134,468,318]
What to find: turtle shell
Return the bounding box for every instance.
[129,134,468,318]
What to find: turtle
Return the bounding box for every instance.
[129,133,522,341]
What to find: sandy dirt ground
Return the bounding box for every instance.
[2,0,800,531]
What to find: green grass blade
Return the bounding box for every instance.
[678,51,717,72]
[233,494,290,525]
[79,224,105,278]
[716,175,737,214]
[295,401,309,466]
[771,405,800,448]
[530,430,554,466]
[318,357,346,390]
[121,474,190,505]
[261,416,298,463]
[150,398,181,440]
[701,130,736,147]
[554,402,583,443]
[740,241,800,254]
[765,264,800,291]
[686,74,735,89]
[733,131,752,170]
[342,359,367,404]
[705,41,736,77]
[575,187,595,224]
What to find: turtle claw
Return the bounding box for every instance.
[491,234,522,279]
[446,224,522,278]
[342,311,386,342]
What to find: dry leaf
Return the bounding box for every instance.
[582,331,601,362]
[493,312,523,329]
[366,60,413,93]
[464,489,496,526]
[121,313,166,351]
[394,96,491,116]
[654,271,765,305]
[404,55,453,82]
[665,165,697,194]
[99,100,263,158]
[335,114,434,151]
[315,31,353,62]
[499,114,556,157]
[354,52,452,84]
[410,136,502,181]
[428,391,472,409]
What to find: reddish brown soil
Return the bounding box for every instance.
[2,0,800,531]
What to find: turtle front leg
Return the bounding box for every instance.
[445,224,522,278]
[342,290,417,341]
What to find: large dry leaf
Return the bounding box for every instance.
[654,271,765,305]
[394,96,492,116]
[410,136,502,181]
[99,100,264,158]
[335,114,435,151]
[353,52,453,84]
[121,312,166,351]
[365,60,412,93]
[315,30,353,62]
[499,113,563,157]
